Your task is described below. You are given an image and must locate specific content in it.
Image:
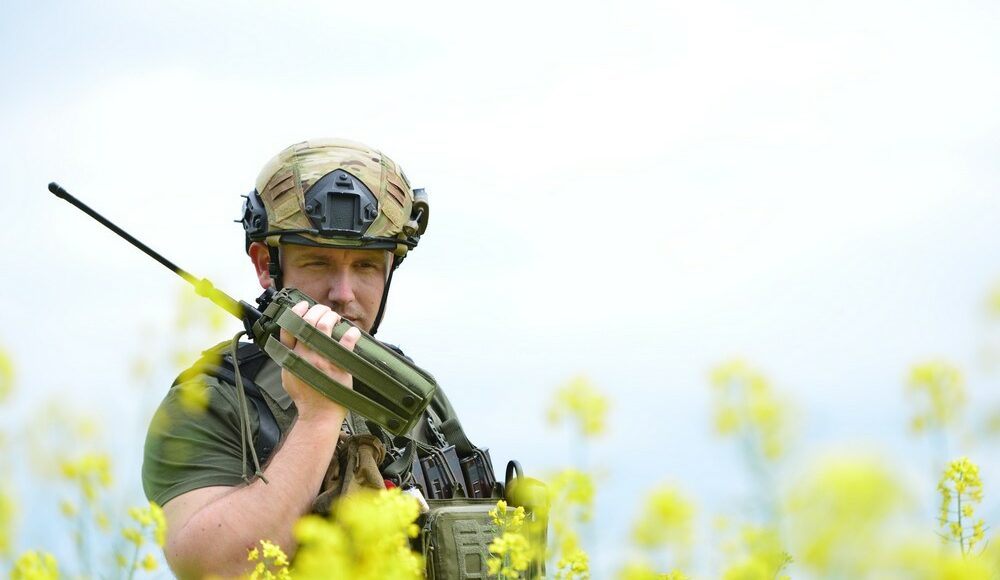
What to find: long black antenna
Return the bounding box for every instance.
[48,182,260,323]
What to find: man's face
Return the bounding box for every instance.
[251,242,389,333]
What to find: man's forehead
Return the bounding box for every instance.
[284,245,387,260]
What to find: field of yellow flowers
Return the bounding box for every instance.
[1,284,999,579]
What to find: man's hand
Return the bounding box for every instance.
[280,300,362,424]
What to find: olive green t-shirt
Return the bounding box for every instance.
[141,359,293,507]
[142,354,449,508]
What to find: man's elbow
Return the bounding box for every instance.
[163,526,259,579]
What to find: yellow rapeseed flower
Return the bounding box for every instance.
[178,379,210,413]
[786,456,907,576]
[121,527,144,547]
[0,344,14,403]
[10,550,60,580]
[292,489,423,579]
[141,553,158,572]
[616,562,689,579]
[246,540,290,580]
[488,532,531,578]
[58,500,76,519]
[938,456,985,555]
[906,361,965,434]
[632,486,695,554]
[547,376,610,437]
[709,359,789,461]
[719,525,792,580]
[59,453,112,506]
[554,548,590,579]
[0,488,15,557]
[987,283,1000,318]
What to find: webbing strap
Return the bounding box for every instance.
[262,334,410,433]
[273,308,421,402]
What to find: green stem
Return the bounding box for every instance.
[126,537,141,580]
[956,489,966,557]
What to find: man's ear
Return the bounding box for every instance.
[248,242,274,289]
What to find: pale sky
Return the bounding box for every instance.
[2,0,999,573]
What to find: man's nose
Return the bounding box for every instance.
[326,273,356,305]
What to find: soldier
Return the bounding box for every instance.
[141,139,490,578]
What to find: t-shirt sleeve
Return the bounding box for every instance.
[142,375,258,506]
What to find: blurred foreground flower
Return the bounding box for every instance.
[547,376,610,438]
[710,360,789,462]
[786,456,908,577]
[10,550,59,580]
[546,469,595,578]
[291,488,422,579]
[907,361,965,435]
[987,283,1000,318]
[938,456,985,556]
[0,487,14,558]
[118,501,167,577]
[718,524,791,580]
[0,344,13,403]
[617,562,689,579]
[625,485,695,575]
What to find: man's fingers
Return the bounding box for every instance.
[302,304,332,326]
[280,301,312,347]
[316,310,340,336]
[340,326,362,352]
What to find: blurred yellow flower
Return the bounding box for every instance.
[709,359,789,462]
[141,553,158,571]
[0,488,15,557]
[631,485,695,552]
[617,562,689,579]
[126,501,167,548]
[894,541,994,579]
[11,550,60,580]
[58,500,76,519]
[59,453,112,506]
[292,489,422,579]
[547,376,610,437]
[906,361,965,434]
[121,527,143,547]
[987,283,1000,318]
[554,548,590,579]
[0,344,14,403]
[178,379,210,413]
[719,525,792,580]
[786,456,907,576]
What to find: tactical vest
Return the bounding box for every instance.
[185,341,547,579]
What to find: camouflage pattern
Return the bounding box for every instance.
[254,138,414,254]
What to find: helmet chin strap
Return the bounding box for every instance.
[267,246,283,290]
[369,255,401,336]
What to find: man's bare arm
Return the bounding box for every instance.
[161,302,358,579]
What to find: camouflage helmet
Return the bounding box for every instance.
[241,138,429,257]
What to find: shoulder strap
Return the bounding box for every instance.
[173,342,281,465]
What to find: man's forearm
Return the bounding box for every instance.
[165,414,342,579]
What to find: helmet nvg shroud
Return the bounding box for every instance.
[240,138,429,334]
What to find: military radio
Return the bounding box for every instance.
[47,182,436,437]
